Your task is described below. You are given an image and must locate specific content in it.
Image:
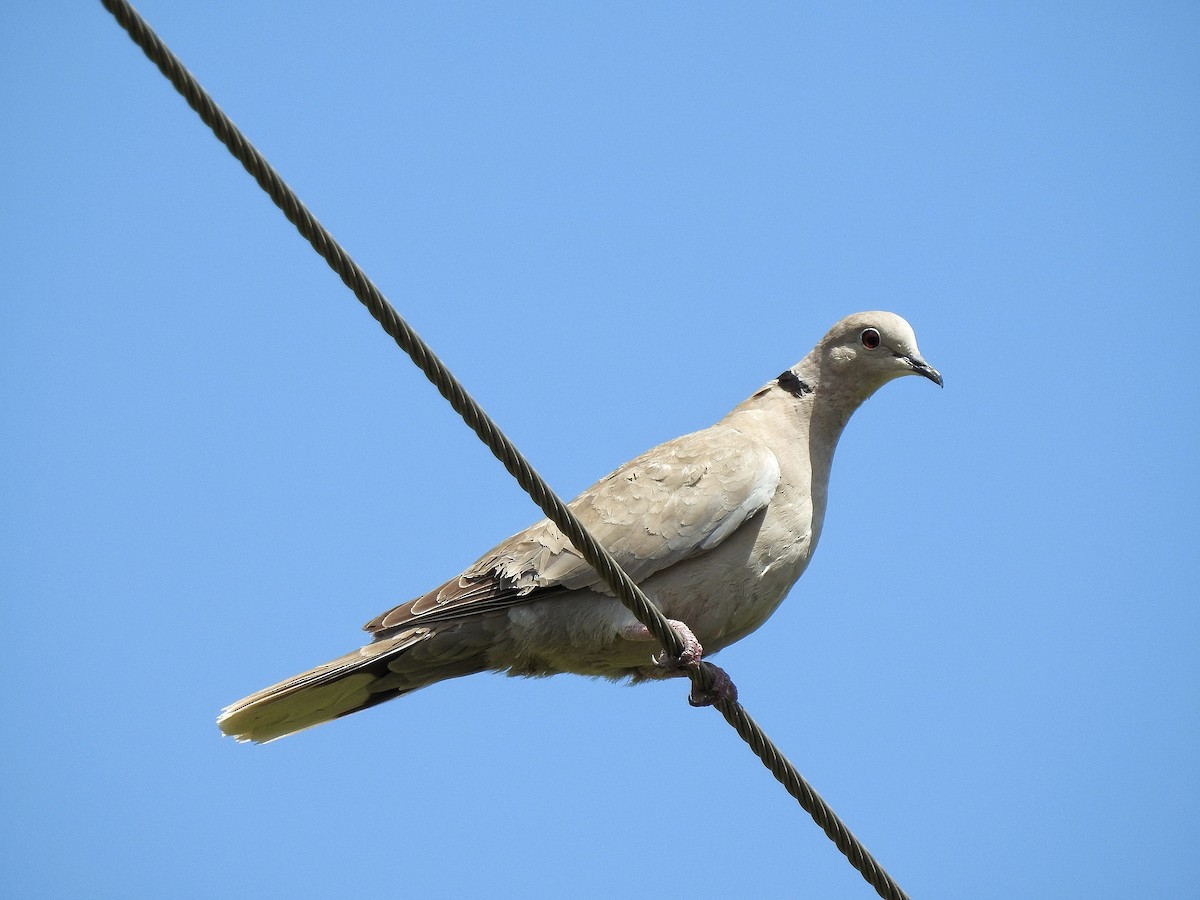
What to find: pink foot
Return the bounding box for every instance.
[687,662,739,707]
[621,619,739,707]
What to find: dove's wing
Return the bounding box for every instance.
[365,424,780,635]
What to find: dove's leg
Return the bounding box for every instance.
[620,618,702,666]
[620,619,739,707]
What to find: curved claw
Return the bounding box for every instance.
[652,629,703,670]
[657,619,704,670]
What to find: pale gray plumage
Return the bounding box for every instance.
[218,311,941,742]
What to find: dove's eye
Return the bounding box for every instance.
[860,328,881,350]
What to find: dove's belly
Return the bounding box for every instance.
[491,511,816,679]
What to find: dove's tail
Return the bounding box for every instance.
[217,625,489,743]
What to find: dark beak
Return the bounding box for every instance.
[907,355,943,387]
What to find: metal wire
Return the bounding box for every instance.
[97,3,911,898]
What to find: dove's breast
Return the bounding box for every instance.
[490,401,833,679]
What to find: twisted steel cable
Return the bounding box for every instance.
[98,3,911,898]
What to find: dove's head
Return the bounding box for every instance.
[814,311,942,395]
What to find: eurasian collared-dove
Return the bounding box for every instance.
[218,311,941,742]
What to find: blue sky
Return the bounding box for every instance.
[2,3,1197,898]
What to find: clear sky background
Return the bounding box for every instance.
[2,3,1197,898]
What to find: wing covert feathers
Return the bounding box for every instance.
[364,425,779,636]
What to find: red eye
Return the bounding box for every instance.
[861,328,881,349]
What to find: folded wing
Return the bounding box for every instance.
[366,424,780,635]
